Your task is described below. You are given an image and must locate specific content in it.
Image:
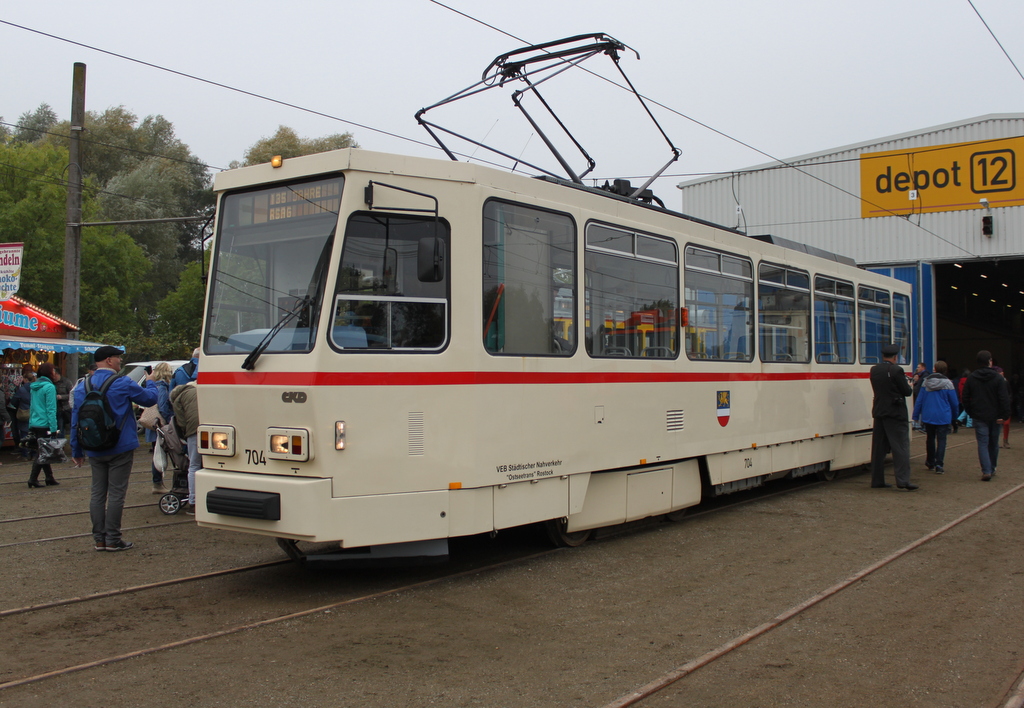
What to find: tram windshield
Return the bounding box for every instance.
[205,176,343,355]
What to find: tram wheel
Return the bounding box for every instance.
[158,493,181,515]
[817,465,839,482]
[543,518,592,548]
[276,538,304,562]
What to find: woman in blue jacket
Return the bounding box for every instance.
[27,363,60,488]
[912,360,960,474]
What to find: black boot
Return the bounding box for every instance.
[27,468,43,488]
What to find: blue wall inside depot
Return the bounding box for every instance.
[869,263,933,370]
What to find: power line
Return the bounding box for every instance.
[426,1,980,258]
[0,19,438,153]
[1,119,218,171]
[967,0,1024,85]
[0,158,193,212]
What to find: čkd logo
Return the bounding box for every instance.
[281,391,307,403]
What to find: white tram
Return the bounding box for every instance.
[194,147,912,557]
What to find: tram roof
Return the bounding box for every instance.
[213,148,865,275]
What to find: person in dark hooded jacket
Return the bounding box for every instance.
[912,360,959,474]
[961,350,1011,481]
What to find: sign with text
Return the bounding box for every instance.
[860,137,1024,217]
[0,242,23,301]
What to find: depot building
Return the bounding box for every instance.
[676,113,1024,378]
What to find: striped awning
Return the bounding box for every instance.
[0,335,106,354]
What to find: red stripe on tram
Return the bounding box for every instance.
[198,370,870,387]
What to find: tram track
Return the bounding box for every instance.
[0,437,1011,702]
[0,464,841,692]
[602,479,1024,708]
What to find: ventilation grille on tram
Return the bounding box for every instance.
[666,410,685,432]
[408,412,425,455]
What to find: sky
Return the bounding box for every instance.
[2,0,1024,205]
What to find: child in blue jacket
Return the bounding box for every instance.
[912,361,960,474]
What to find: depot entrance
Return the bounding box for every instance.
[933,257,1024,377]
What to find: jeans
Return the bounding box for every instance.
[89,449,135,543]
[924,423,950,468]
[186,434,201,505]
[974,420,1001,476]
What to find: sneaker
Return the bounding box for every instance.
[982,474,992,481]
[184,503,195,516]
[94,540,106,551]
[152,483,167,495]
[105,539,134,552]
[935,466,945,474]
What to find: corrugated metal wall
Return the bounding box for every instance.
[676,114,1024,266]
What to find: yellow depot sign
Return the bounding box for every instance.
[860,136,1024,218]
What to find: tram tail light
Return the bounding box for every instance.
[267,428,310,462]
[197,425,235,456]
[335,421,346,450]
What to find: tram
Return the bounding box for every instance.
[193,34,912,559]
[194,146,912,557]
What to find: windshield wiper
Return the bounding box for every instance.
[240,295,311,371]
[240,231,335,371]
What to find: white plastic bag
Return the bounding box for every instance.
[153,440,167,473]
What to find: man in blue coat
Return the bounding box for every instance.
[912,360,960,475]
[71,346,158,552]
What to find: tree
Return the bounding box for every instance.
[0,139,153,338]
[40,104,213,303]
[13,104,58,143]
[231,125,359,168]
[154,257,208,353]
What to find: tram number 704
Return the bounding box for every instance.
[245,449,267,466]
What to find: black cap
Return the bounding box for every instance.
[881,343,900,357]
[93,345,124,363]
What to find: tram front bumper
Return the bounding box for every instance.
[194,468,451,546]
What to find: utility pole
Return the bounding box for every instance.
[62,62,85,378]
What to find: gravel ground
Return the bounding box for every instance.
[1,427,1022,707]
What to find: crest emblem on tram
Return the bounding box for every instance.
[717,390,731,427]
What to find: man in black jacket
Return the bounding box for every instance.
[961,350,1012,481]
[869,343,917,490]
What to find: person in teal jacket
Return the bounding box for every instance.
[27,362,60,488]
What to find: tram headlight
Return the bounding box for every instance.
[197,425,235,456]
[266,427,310,462]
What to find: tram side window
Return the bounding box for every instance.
[758,264,810,362]
[892,292,911,366]
[813,276,855,364]
[483,201,576,356]
[585,224,678,359]
[684,247,753,361]
[857,286,891,363]
[331,213,450,351]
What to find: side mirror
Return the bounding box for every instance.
[417,237,446,283]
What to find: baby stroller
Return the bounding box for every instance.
[155,417,190,515]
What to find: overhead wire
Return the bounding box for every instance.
[967,0,1024,86]
[0,158,195,213]
[0,9,1001,258]
[426,0,981,258]
[0,120,216,171]
[0,19,443,153]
